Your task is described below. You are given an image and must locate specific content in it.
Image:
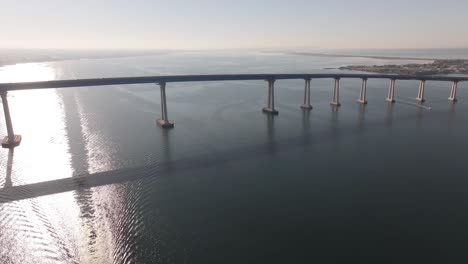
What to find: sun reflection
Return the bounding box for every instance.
[0,63,74,184]
[0,63,87,263]
[0,62,132,263]
[0,63,56,83]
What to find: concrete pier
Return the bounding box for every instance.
[156,82,174,128]
[357,78,368,104]
[416,80,426,102]
[449,81,458,102]
[1,92,21,148]
[330,78,341,106]
[301,78,313,110]
[263,79,279,115]
[386,79,396,103]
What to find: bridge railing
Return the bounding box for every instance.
[0,73,466,148]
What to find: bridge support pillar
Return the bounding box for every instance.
[1,91,21,148]
[416,80,426,103]
[449,81,458,102]
[330,78,341,106]
[263,79,279,115]
[386,79,396,103]
[156,82,174,128]
[357,78,368,104]
[301,78,313,110]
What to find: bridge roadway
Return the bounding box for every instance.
[0,73,466,148]
[0,73,467,91]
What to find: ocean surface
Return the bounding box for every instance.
[0,50,468,263]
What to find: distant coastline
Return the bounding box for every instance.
[1,49,445,68]
[280,51,468,75]
[285,51,436,61]
[3,49,468,76]
[339,60,468,75]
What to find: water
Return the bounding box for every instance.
[0,50,467,263]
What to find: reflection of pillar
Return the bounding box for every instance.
[263,79,279,115]
[357,78,368,104]
[156,82,174,128]
[449,81,458,102]
[330,78,341,106]
[330,106,339,138]
[4,149,14,188]
[357,103,366,129]
[416,101,424,119]
[266,114,276,153]
[416,80,426,103]
[301,78,313,110]
[161,128,174,171]
[302,108,311,144]
[1,91,22,148]
[385,101,394,127]
[385,79,396,103]
[448,100,455,129]
[449,101,455,112]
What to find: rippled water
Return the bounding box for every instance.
[1,51,468,263]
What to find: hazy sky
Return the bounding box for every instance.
[1,0,467,50]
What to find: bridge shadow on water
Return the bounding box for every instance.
[0,105,458,204]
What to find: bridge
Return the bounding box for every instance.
[0,73,466,148]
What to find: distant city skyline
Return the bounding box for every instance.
[2,0,468,50]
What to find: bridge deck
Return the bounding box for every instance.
[0,74,467,92]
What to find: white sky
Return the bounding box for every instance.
[1,0,467,50]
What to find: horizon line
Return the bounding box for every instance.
[2,47,468,52]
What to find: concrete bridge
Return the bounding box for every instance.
[0,73,466,148]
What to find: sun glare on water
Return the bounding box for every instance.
[0,62,56,83]
[0,62,126,263]
[0,63,95,263]
[0,62,73,184]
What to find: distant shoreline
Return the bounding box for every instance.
[339,59,468,75]
[0,50,460,69]
[285,51,437,61]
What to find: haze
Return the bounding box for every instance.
[1,0,468,50]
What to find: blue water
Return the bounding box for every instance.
[0,50,468,263]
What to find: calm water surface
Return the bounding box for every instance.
[0,51,468,263]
